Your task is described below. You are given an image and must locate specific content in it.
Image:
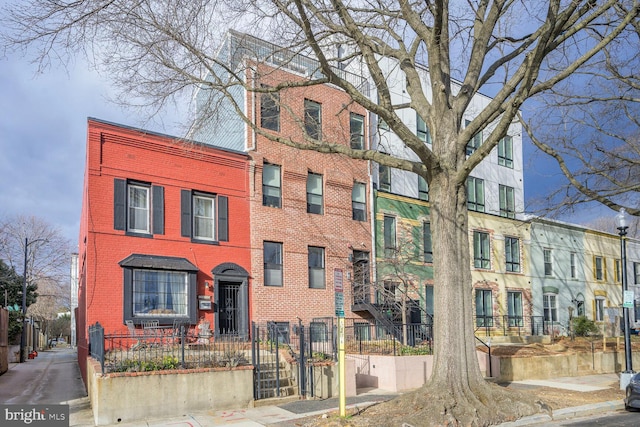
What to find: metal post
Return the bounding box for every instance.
[620,227,633,372]
[19,237,28,363]
[617,208,635,390]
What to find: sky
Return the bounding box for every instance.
[0,48,615,248]
[0,52,182,248]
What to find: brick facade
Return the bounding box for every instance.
[245,65,373,325]
[77,119,251,378]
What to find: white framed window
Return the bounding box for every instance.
[180,190,228,242]
[114,179,164,236]
[308,246,325,289]
[570,252,577,279]
[128,184,150,234]
[193,194,215,241]
[634,262,640,284]
[543,293,557,322]
[615,259,621,283]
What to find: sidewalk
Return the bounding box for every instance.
[68,373,626,427]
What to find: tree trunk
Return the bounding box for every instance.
[429,166,483,391]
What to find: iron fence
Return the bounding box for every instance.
[343,319,433,356]
[473,315,566,338]
[89,318,436,377]
[89,322,251,374]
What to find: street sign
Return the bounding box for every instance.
[624,290,634,309]
[335,292,344,317]
[334,268,344,317]
[334,268,343,292]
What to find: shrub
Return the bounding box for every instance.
[572,316,600,337]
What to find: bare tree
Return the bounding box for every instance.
[3,1,639,425]
[524,7,640,220]
[0,215,72,320]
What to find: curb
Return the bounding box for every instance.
[552,400,624,420]
[498,400,624,426]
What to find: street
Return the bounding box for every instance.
[0,346,86,404]
[545,411,640,426]
[0,346,93,426]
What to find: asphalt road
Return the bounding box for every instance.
[0,346,87,405]
[544,411,640,426]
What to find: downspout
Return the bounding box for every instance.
[248,64,257,152]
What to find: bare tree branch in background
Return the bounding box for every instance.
[2,1,639,425]
[524,4,640,225]
[0,215,72,318]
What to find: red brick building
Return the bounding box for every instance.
[77,118,251,380]
[191,32,374,335]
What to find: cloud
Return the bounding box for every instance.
[0,54,131,244]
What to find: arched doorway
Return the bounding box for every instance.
[212,263,249,339]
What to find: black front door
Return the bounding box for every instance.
[218,281,240,335]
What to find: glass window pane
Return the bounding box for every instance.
[352,183,365,202]
[263,164,281,186]
[133,270,188,317]
[350,113,364,149]
[307,173,322,194]
[128,185,149,233]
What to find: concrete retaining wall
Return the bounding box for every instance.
[348,354,433,392]
[308,359,356,398]
[86,358,254,426]
[496,350,640,381]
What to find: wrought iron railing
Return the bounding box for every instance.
[473,315,566,338]
[89,322,250,374]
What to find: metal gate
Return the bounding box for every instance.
[251,319,335,401]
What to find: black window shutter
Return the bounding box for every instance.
[152,185,165,235]
[114,179,126,230]
[218,196,228,242]
[181,190,192,238]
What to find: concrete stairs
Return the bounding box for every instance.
[255,352,298,402]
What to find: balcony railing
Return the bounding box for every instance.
[473,315,566,338]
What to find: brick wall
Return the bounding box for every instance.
[78,119,251,338]
[246,68,373,325]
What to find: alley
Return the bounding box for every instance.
[0,346,92,426]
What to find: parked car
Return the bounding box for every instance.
[625,373,640,410]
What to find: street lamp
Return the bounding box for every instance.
[19,237,46,363]
[617,208,634,387]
